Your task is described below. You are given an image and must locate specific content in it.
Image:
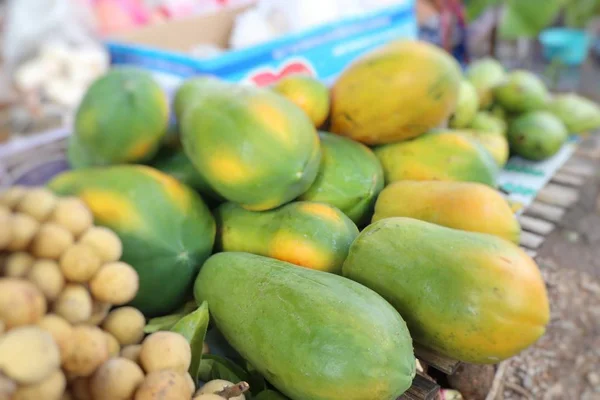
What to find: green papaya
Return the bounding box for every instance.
[374,131,499,186]
[70,67,169,168]
[181,81,321,211]
[48,165,216,316]
[508,111,568,161]
[449,80,479,128]
[469,111,507,136]
[214,201,358,274]
[465,58,506,109]
[194,252,416,400]
[298,132,384,226]
[342,218,550,364]
[173,76,231,120]
[547,93,600,134]
[494,70,549,113]
[271,75,330,127]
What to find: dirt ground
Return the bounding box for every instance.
[501,137,600,400]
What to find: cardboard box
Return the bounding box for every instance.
[106,0,417,90]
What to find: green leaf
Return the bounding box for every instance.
[197,354,249,384]
[465,0,503,22]
[499,0,563,39]
[170,301,210,380]
[255,390,289,400]
[144,300,199,333]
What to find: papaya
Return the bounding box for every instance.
[194,252,416,400]
[181,81,321,211]
[372,181,520,243]
[150,148,224,206]
[173,76,231,121]
[451,129,509,167]
[469,111,507,136]
[298,132,384,226]
[271,75,330,128]
[330,39,462,145]
[465,57,506,109]
[493,70,549,113]
[69,67,169,168]
[449,80,479,128]
[342,218,550,364]
[48,165,216,317]
[508,111,568,161]
[547,93,600,134]
[374,131,499,186]
[214,201,358,274]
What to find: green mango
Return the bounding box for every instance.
[449,80,479,128]
[508,111,568,161]
[194,252,416,400]
[465,58,506,109]
[469,111,507,136]
[548,93,600,134]
[494,70,549,113]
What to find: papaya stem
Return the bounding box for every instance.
[216,382,250,398]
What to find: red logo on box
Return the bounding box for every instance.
[247,59,315,86]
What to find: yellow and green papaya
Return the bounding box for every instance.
[331,39,462,145]
[194,252,416,400]
[181,81,321,211]
[299,132,384,226]
[450,129,509,167]
[48,165,216,317]
[214,201,358,274]
[374,131,499,186]
[271,75,331,128]
[372,181,520,243]
[343,218,550,364]
[69,67,169,168]
[173,76,231,120]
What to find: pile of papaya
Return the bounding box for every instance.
[2,38,599,400]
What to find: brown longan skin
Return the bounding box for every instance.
[120,345,142,365]
[104,331,121,358]
[79,227,123,263]
[0,278,47,329]
[85,301,111,326]
[27,260,65,301]
[4,252,35,278]
[90,358,145,400]
[134,370,192,400]
[139,331,191,375]
[0,206,12,250]
[102,307,145,346]
[53,284,93,324]
[16,188,57,222]
[7,213,39,251]
[89,262,139,305]
[37,314,74,364]
[13,369,66,400]
[59,243,102,283]
[62,326,109,378]
[50,197,93,237]
[0,186,26,209]
[30,223,74,260]
[69,377,92,400]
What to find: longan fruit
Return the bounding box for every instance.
[0,326,60,384]
[0,206,12,250]
[196,380,246,400]
[139,331,191,374]
[13,369,66,400]
[193,395,224,400]
[38,314,74,363]
[69,377,92,400]
[185,373,196,394]
[59,243,102,283]
[4,252,35,278]
[0,186,26,208]
[16,188,57,222]
[0,372,16,399]
[61,390,74,400]
[0,320,4,334]
[30,223,74,260]
[79,227,122,263]
[50,197,93,237]
[89,262,138,305]
[90,358,144,400]
[104,331,121,358]
[85,301,111,326]
[102,307,145,346]
[0,278,47,329]
[133,370,192,400]
[53,284,92,324]
[120,345,142,364]
[62,326,109,378]
[27,260,65,301]
[6,213,39,251]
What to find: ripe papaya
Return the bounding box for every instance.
[48,165,216,317]
[449,80,479,129]
[548,93,600,134]
[465,58,505,109]
[181,81,321,211]
[372,181,520,243]
[330,39,462,145]
[508,111,568,161]
[214,201,358,274]
[69,67,169,168]
[374,131,499,186]
[343,218,550,364]
[194,252,416,400]
[451,129,509,167]
[271,75,330,127]
[494,70,549,113]
[298,132,384,226]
